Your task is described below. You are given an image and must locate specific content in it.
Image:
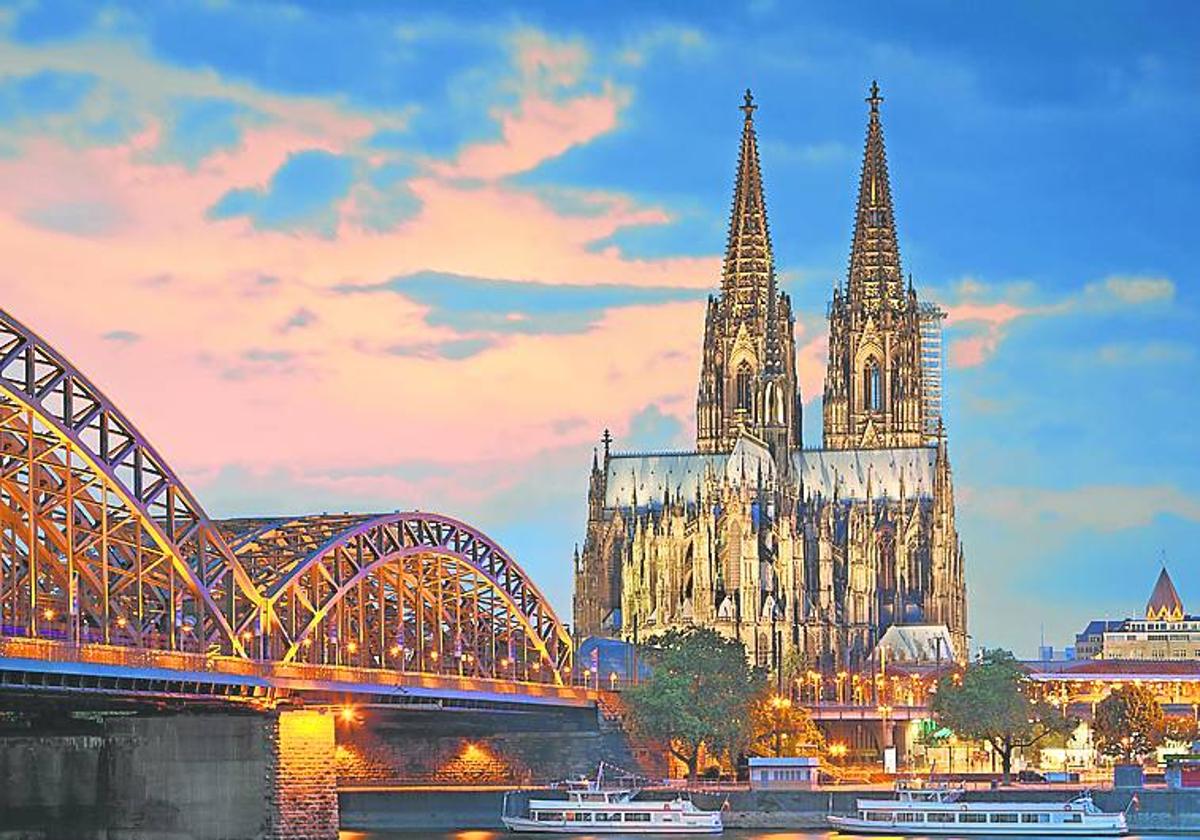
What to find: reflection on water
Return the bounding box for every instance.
[342,833,1152,840]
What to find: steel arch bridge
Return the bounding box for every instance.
[0,307,573,690]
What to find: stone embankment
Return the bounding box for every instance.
[339,785,1200,833]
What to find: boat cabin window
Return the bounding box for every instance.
[594,813,621,822]
[865,812,891,822]
[959,813,987,823]
[624,813,651,822]
[896,813,922,822]
[563,812,592,822]
[534,811,564,821]
[1022,813,1050,823]
[990,813,1019,823]
[927,813,956,823]
[1064,813,1082,823]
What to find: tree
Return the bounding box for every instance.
[624,627,765,781]
[747,691,825,758]
[1094,684,1166,763]
[931,649,1073,782]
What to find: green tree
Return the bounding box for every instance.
[931,649,1073,782]
[1093,684,1166,763]
[624,627,765,781]
[747,692,826,758]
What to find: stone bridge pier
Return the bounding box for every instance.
[0,708,339,840]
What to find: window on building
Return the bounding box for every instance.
[863,359,882,412]
[990,814,1019,823]
[736,362,753,410]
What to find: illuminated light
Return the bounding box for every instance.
[531,662,540,671]
[347,641,358,654]
[389,644,401,657]
[302,638,314,648]
[339,706,356,723]
[116,616,127,628]
[42,608,55,621]
[500,657,510,667]
[829,742,848,758]
[241,631,252,641]
[430,650,439,660]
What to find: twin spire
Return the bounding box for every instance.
[847,80,905,308]
[722,88,775,320]
[724,83,906,318]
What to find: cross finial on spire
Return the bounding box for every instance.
[867,80,883,114]
[741,88,756,119]
[601,428,612,458]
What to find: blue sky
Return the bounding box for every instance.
[0,0,1197,656]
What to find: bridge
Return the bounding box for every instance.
[0,307,604,840]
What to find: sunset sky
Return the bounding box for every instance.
[1,1,1197,655]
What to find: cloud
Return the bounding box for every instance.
[20,199,123,235]
[150,97,265,167]
[434,87,627,181]
[208,149,355,235]
[341,271,707,336]
[616,25,710,67]
[1081,275,1174,307]
[937,274,1176,368]
[1093,341,1194,366]
[626,403,688,451]
[280,307,317,332]
[385,337,497,361]
[0,69,95,122]
[101,328,140,344]
[966,483,1200,533]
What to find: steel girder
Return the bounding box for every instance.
[0,308,574,685]
[230,513,573,683]
[0,309,260,656]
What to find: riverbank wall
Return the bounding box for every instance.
[338,786,1200,833]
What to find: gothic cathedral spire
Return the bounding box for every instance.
[697,90,800,462]
[823,82,927,450]
[722,89,776,318]
[847,81,905,310]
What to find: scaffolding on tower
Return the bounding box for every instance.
[918,302,945,445]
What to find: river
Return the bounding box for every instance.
[341,833,1156,839]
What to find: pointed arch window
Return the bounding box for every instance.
[863,358,882,412]
[736,362,753,411]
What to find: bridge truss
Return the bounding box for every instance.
[0,308,572,686]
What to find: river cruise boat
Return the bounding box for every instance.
[501,773,722,834]
[828,780,1127,836]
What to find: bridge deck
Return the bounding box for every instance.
[0,638,595,710]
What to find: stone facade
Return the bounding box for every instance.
[574,86,967,670]
[0,710,339,840]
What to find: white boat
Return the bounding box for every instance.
[828,780,1127,836]
[501,768,723,834]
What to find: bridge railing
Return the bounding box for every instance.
[0,637,592,702]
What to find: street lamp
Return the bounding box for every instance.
[770,694,792,757]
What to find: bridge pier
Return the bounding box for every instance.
[0,708,338,840]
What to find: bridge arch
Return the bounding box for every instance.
[231,512,573,684]
[0,309,574,686]
[0,308,259,656]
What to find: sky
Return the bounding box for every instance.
[0,0,1197,657]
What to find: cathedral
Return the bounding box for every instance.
[573,85,967,671]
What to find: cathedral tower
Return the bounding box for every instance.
[823,82,938,450]
[697,90,801,462]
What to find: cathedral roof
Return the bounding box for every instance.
[794,446,937,501]
[1146,567,1185,622]
[603,435,775,509]
[846,81,905,308]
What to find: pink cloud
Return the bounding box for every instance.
[942,301,1032,368]
[434,89,625,181]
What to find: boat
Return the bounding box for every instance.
[501,764,723,834]
[828,779,1127,836]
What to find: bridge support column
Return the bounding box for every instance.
[268,708,339,840]
[100,709,337,840]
